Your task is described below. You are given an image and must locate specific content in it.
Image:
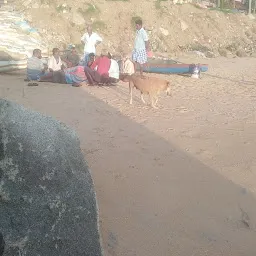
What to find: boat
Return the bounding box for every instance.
[0,9,48,73]
[0,59,27,72]
[142,58,208,74]
[0,50,27,72]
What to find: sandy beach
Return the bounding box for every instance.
[1,56,256,255]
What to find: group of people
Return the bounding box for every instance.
[26,19,149,87]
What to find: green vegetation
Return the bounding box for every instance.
[155,0,168,9]
[190,44,211,53]
[191,3,205,9]
[226,42,240,52]
[218,48,228,57]
[56,4,71,13]
[77,3,100,18]
[92,20,107,31]
[40,0,50,4]
[209,7,235,13]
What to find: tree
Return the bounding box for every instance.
[248,0,252,13]
[220,0,224,9]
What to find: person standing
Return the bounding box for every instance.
[132,19,149,77]
[107,53,120,84]
[81,25,103,66]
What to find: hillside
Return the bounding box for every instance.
[13,0,256,57]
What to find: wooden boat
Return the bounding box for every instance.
[0,50,27,72]
[142,58,208,74]
[0,50,48,73]
[0,60,27,72]
[0,9,48,73]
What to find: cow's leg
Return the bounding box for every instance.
[150,94,158,109]
[129,80,133,105]
[140,93,146,104]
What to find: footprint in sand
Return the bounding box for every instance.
[196,149,214,159]
[175,106,189,113]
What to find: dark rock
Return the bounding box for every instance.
[0,99,102,256]
[205,51,216,58]
[0,233,5,256]
[236,49,247,57]
[218,48,228,57]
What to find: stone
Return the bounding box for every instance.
[236,49,247,57]
[31,2,39,8]
[218,48,228,57]
[22,0,32,7]
[145,26,154,31]
[25,14,33,22]
[180,20,188,31]
[0,233,4,256]
[71,11,85,26]
[193,50,206,58]
[70,30,82,44]
[41,4,50,8]
[0,99,102,256]
[248,14,255,20]
[205,51,216,58]
[159,27,169,36]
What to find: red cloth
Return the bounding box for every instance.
[90,56,111,76]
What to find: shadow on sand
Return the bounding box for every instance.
[0,75,256,256]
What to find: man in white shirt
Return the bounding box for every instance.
[48,48,64,72]
[81,25,103,66]
[108,58,119,81]
[132,19,149,77]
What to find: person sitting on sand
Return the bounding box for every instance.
[26,49,48,81]
[84,49,111,85]
[61,45,80,68]
[87,53,96,68]
[106,53,120,84]
[122,54,135,75]
[51,66,88,87]
[48,48,65,72]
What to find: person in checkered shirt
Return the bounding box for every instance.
[132,19,150,77]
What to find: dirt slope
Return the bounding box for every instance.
[14,0,256,57]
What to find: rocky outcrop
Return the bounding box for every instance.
[6,0,256,57]
[0,99,102,256]
[0,233,4,256]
